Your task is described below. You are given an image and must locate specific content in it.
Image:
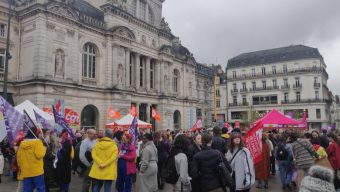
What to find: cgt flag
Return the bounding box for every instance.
[34,109,54,130]
[128,117,138,145]
[151,107,160,121]
[52,105,75,139]
[107,106,121,119]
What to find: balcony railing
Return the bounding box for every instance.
[228,102,249,107]
[228,67,326,80]
[253,101,278,105]
[231,89,238,94]
[281,99,326,104]
[314,83,321,88]
[293,84,302,89]
[281,85,290,90]
[240,88,248,93]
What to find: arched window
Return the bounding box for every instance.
[173,69,179,93]
[82,43,96,79]
[148,7,154,24]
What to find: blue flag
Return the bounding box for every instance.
[52,105,75,139]
[23,110,37,135]
[33,109,54,130]
[0,96,23,146]
[128,117,138,145]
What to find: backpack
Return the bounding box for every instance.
[161,155,179,184]
[276,145,289,161]
[74,141,86,168]
[215,150,235,189]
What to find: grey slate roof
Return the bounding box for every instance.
[227,45,322,69]
[70,0,104,21]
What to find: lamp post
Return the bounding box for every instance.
[3,0,13,100]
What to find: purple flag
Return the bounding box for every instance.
[0,96,24,145]
[128,117,138,145]
[23,110,37,135]
[52,105,75,139]
[33,109,54,130]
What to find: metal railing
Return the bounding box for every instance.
[281,99,326,104]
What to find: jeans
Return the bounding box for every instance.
[92,179,112,192]
[278,161,293,187]
[82,166,92,192]
[116,159,132,192]
[23,174,46,192]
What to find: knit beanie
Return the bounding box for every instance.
[299,165,335,192]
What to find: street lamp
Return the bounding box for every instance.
[3,0,14,100]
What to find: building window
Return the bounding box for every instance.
[232,71,236,79]
[314,77,318,84]
[295,77,300,87]
[82,43,96,79]
[233,96,237,104]
[148,7,154,24]
[273,79,277,88]
[0,24,5,38]
[251,68,255,77]
[315,91,319,100]
[262,67,266,76]
[139,1,146,21]
[233,83,237,90]
[296,92,301,102]
[216,89,221,97]
[253,95,278,105]
[242,97,247,105]
[140,57,144,87]
[150,60,154,89]
[283,64,287,73]
[129,0,137,16]
[129,54,133,85]
[242,82,246,91]
[272,66,276,74]
[216,100,220,108]
[283,79,288,88]
[173,69,179,92]
[252,82,256,90]
[0,49,5,71]
[262,80,266,89]
[284,92,289,102]
[242,70,246,78]
[316,108,321,119]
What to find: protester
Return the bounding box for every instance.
[191,133,232,192]
[211,126,227,155]
[221,127,230,143]
[299,165,335,192]
[80,129,97,192]
[0,147,3,183]
[255,133,270,189]
[116,133,136,192]
[139,133,158,192]
[269,132,277,176]
[310,137,328,159]
[187,133,202,192]
[320,129,330,149]
[56,129,74,192]
[326,133,340,171]
[154,132,169,190]
[42,129,57,192]
[114,130,124,149]
[226,132,255,192]
[275,136,293,190]
[17,127,47,192]
[290,132,315,187]
[311,131,320,140]
[89,129,118,192]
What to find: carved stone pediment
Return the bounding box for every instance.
[47,5,80,21]
[109,26,136,41]
[159,45,175,56]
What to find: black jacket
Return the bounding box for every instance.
[191,146,232,192]
[212,136,227,155]
[320,134,329,149]
[188,143,201,163]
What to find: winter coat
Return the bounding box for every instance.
[255,141,270,180]
[139,141,158,192]
[56,139,74,184]
[187,143,201,163]
[191,146,231,192]
[119,143,136,175]
[320,134,330,149]
[313,144,328,159]
[17,139,46,178]
[226,147,255,191]
[292,139,315,169]
[300,165,335,192]
[89,137,118,180]
[212,136,227,155]
[173,153,191,192]
[326,142,340,170]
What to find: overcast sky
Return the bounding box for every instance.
[163,0,340,96]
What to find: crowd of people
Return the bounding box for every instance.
[0,125,340,192]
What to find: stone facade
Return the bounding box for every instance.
[0,0,213,131]
[226,45,331,130]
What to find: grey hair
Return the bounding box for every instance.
[105,129,113,139]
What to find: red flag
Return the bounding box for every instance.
[55,99,61,113]
[244,122,263,165]
[152,107,160,121]
[129,104,137,117]
[191,119,203,132]
[107,107,120,119]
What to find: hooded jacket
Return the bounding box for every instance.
[17,139,46,178]
[89,137,118,180]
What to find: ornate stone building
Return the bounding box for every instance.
[0,0,213,130]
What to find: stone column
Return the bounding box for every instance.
[146,103,151,123]
[155,60,161,92]
[135,53,140,90]
[146,57,151,91]
[125,49,130,87]
[159,61,164,93]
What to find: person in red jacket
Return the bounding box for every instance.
[326,133,340,171]
[116,133,137,192]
